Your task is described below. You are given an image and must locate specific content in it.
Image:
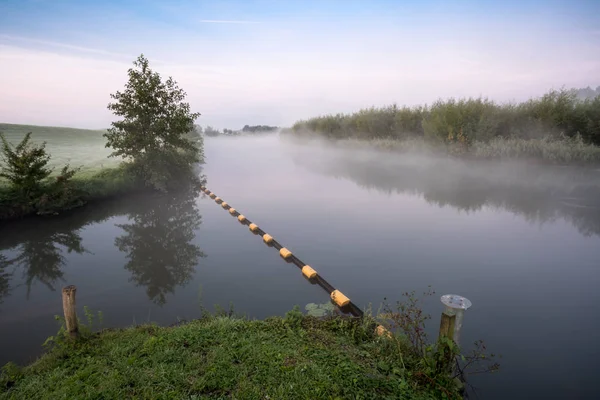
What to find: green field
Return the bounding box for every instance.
[0,123,119,174]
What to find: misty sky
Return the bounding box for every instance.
[1,0,599,130]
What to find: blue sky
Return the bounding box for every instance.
[1,0,599,129]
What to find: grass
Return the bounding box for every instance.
[0,311,447,400]
[0,123,119,175]
[0,124,148,219]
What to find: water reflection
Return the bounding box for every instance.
[115,189,205,305]
[0,185,206,305]
[0,228,87,299]
[288,147,600,237]
[0,255,11,304]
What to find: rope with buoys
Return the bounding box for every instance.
[200,185,364,318]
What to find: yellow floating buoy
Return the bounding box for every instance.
[330,290,350,307]
[204,189,210,194]
[214,197,222,203]
[375,325,392,338]
[263,234,274,244]
[209,193,216,199]
[221,202,228,208]
[249,223,259,233]
[229,208,236,215]
[279,247,292,260]
[238,215,246,223]
[301,265,317,279]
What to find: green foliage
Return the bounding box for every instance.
[291,86,600,155]
[0,132,52,201]
[1,312,447,399]
[0,133,87,217]
[472,134,600,163]
[305,302,336,317]
[376,288,500,398]
[104,54,203,191]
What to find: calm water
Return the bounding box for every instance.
[1,135,600,399]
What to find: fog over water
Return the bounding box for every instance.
[1,134,599,399]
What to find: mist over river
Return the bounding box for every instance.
[1,134,599,399]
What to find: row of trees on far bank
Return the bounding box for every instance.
[291,87,600,147]
[200,125,278,137]
[0,54,204,218]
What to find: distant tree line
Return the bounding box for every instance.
[290,87,600,146]
[576,86,600,101]
[197,124,278,137]
[242,125,278,133]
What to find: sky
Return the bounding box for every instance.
[0,0,599,130]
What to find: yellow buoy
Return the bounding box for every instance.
[204,189,210,194]
[214,197,222,203]
[249,223,259,233]
[221,202,228,208]
[279,248,292,259]
[375,325,392,338]
[238,215,246,223]
[209,193,216,199]
[301,265,317,279]
[229,208,236,215]
[263,234,274,244]
[330,290,350,307]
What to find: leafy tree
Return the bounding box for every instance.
[0,132,52,201]
[105,54,203,191]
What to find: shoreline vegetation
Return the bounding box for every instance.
[0,54,205,221]
[0,294,499,399]
[286,87,600,164]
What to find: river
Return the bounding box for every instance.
[1,134,599,399]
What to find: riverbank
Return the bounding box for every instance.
[0,164,142,220]
[282,133,600,165]
[286,87,600,164]
[0,312,457,399]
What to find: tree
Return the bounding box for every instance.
[105,54,203,191]
[0,132,52,201]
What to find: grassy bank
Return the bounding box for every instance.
[0,123,117,173]
[0,121,205,220]
[0,312,457,399]
[288,87,600,163]
[0,163,143,220]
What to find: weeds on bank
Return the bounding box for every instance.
[375,287,500,398]
[1,292,499,399]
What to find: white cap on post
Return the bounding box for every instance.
[441,294,472,347]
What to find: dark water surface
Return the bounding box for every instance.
[1,135,599,399]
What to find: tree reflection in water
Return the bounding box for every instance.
[0,229,87,300]
[289,149,600,237]
[115,187,205,305]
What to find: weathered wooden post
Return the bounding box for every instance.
[62,285,79,339]
[438,294,472,347]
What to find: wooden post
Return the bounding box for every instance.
[438,311,456,341]
[62,285,79,339]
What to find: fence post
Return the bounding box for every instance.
[62,285,79,339]
[439,294,472,347]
